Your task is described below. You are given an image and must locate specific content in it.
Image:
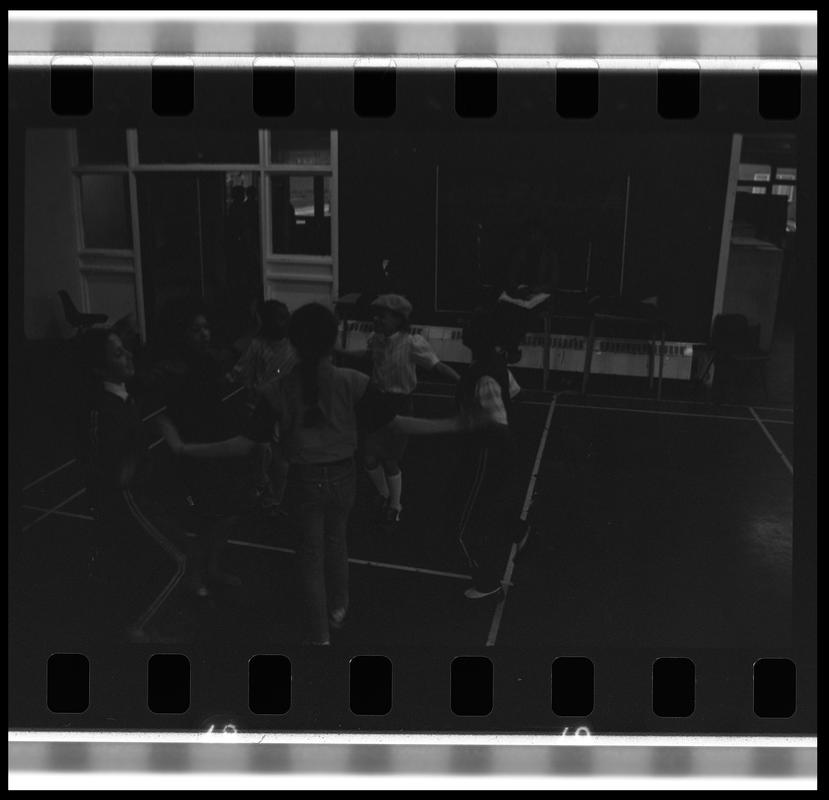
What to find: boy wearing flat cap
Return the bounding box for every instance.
[364,294,461,526]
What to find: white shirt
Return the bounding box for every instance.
[368,331,440,395]
[102,381,129,402]
[475,371,522,426]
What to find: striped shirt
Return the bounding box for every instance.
[367,331,440,395]
[475,371,522,427]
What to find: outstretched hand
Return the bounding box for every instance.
[462,405,499,431]
[157,417,186,456]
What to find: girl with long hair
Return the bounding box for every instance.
[162,302,493,645]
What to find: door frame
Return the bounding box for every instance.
[71,128,339,339]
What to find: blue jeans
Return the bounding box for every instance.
[288,459,356,644]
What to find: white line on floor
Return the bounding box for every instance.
[415,383,793,414]
[21,505,94,521]
[21,386,790,494]
[227,539,295,556]
[21,386,245,492]
[559,391,793,414]
[486,395,558,648]
[748,406,794,475]
[22,435,161,531]
[21,459,78,492]
[555,402,792,425]
[19,389,787,531]
[226,538,474,581]
[21,489,87,533]
[348,557,473,581]
[413,392,791,424]
[518,396,559,523]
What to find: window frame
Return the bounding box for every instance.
[70,128,339,339]
[267,172,333,261]
[263,130,335,265]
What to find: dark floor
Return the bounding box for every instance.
[11,375,793,651]
[504,403,793,649]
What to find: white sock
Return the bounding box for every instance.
[366,465,389,498]
[387,472,402,511]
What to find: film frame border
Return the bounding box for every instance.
[8,49,816,768]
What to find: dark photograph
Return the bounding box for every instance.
[13,126,795,652]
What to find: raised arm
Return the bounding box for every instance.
[157,406,264,460]
[387,414,466,436]
[432,360,461,384]
[181,435,258,460]
[334,345,371,364]
[355,379,493,438]
[156,414,185,455]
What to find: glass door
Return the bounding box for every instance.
[136,172,261,344]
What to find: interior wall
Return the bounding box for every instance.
[338,130,732,341]
[24,129,79,339]
[24,128,733,343]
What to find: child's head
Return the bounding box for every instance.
[462,306,517,361]
[462,308,498,358]
[288,302,338,363]
[258,300,291,341]
[77,328,135,384]
[159,297,211,357]
[370,294,412,336]
[288,303,339,428]
[183,311,211,355]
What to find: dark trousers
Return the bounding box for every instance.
[455,431,521,591]
[363,392,414,464]
[287,459,356,644]
[90,489,188,638]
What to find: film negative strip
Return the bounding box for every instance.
[8,19,816,760]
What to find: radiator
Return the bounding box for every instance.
[339,322,696,381]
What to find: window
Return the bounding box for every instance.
[76,129,128,165]
[80,173,132,249]
[751,172,770,194]
[270,130,331,166]
[138,129,258,164]
[270,175,331,256]
[735,161,797,243]
[738,163,770,181]
[772,184,794,202]
[737,164,796,214]
[225,171,258,206]
[773,171,796,204]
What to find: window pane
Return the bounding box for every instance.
[80,174,132,249]
[772,185,794,201]
[77,128,128,164]
[138,129,258,164]
[738,163,770,181]
[270,131,331,165]
[270,175,331,255]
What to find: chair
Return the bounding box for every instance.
[581,295,666,400]
[58,290,108,335]
[698,314,770,403]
